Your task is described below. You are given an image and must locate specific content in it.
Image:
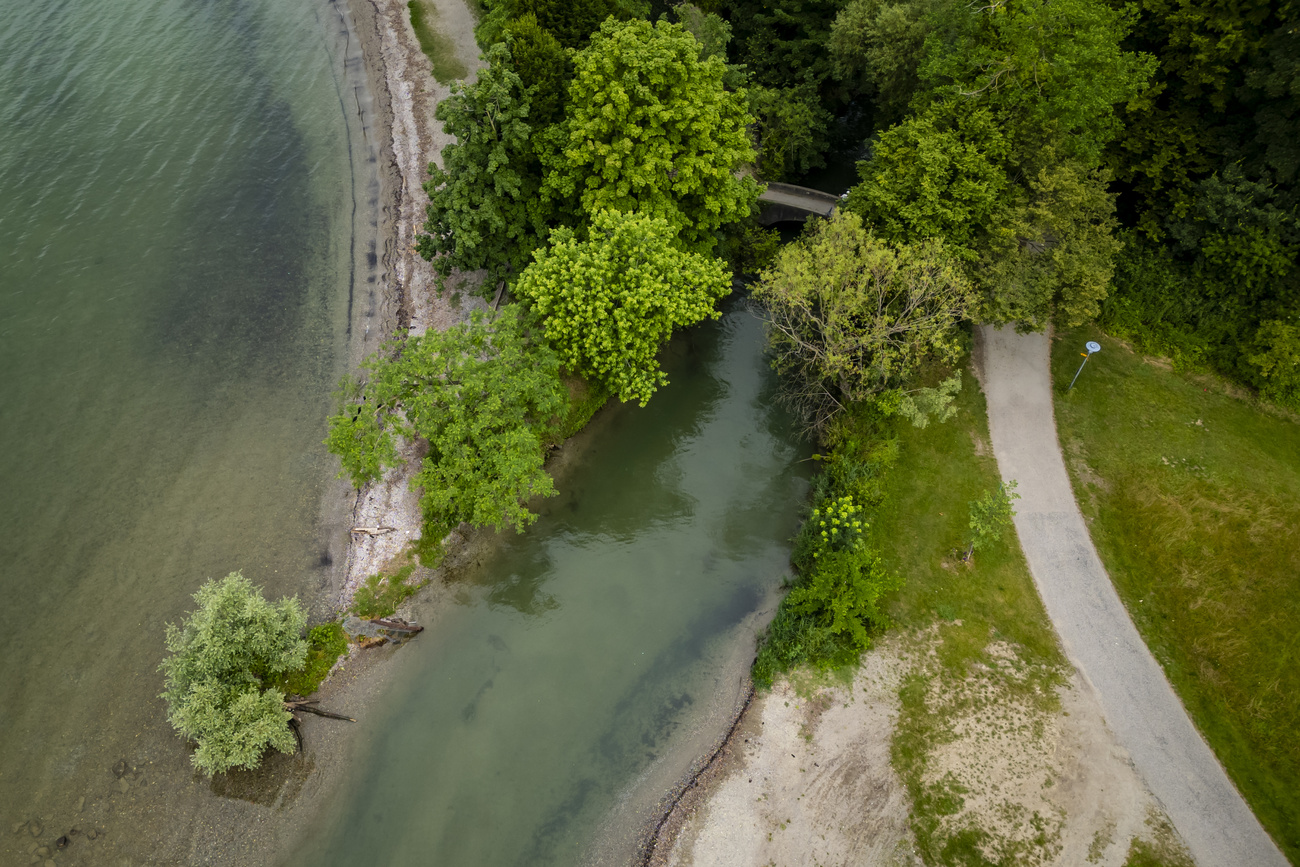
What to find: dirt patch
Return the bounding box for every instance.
[650,637,919,867]
[650,628,1193,867]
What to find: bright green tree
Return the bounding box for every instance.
[541,18,759,253]
[416,44,548,296]
[326,306,567,533]
[965,480,1020,560]
[751,210,976,433]
[159,573,307,775]
[514,209,731,405]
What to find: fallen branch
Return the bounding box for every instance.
[284,699,356,723]
[351,526,397,536]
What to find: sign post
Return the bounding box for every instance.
[1068,341,1102,391]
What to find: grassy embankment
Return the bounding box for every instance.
[755,349,1195,865]
[1052,325,1300,862]
[407,0,468,84]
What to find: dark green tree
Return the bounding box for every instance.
[416,44,549,296]
[506,14,572,128]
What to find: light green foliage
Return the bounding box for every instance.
[478,0,644,49]
[541,18,759,254]
[968,480,1019,553]
[351,565,421,619]
[514,209,731,405]
[806,495,867,557]
[159,573,307,775]
[751,210,976,433]
[849,99,1010,254]
[895,372,962,429]
[326,306,567,533]
[417,45,548,296]
[979,158,1124,328]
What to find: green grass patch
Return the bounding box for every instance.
[351,563,423,619]
[542,374,610,446]
[272,622,348,698]
[1053,324,1300,861]
[407,0,468,84]
[871,361,1066,865]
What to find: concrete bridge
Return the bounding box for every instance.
[756,182,842,225]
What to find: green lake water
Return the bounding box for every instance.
[0,0,366,861]
[290,305,810,866]
[0,1,811,864]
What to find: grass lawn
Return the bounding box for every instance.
[1052,325,1300,862]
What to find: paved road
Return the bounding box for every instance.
[977,325,1288,867]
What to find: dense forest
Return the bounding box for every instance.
[412,0,1298,413]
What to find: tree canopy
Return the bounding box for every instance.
[160,573,307,776]
[750,211,976,432]
[326,307,567,533]
[416,44,548,295]
[514,209,731,405]
[540,18,759,254]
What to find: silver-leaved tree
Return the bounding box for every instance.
[159,572,307,775]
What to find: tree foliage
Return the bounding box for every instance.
[417,44,548,295]
[541,18,758,253]
[326,307,567,533]
[159,573,307,776]
[514,209,731,405]
[967,480,1020,558]
[751,211,975,433]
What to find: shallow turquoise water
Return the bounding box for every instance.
[0,0,359,856]
[292,305,810,866]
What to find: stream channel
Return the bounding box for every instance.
[290,302,812,866]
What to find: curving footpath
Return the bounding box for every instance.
[977,325,1288,867]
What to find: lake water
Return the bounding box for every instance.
[0,0,364,861]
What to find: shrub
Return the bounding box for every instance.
[351,565,421,620]
[159,573,307,775]
[274,622,348,698]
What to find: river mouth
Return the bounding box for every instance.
[287,301,811,867]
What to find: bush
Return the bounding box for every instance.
[351,565,421,620]
[159,573,307,775]
[274,622,348,698]
[755,494,901,686]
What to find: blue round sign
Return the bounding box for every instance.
[1086,341,1101,353]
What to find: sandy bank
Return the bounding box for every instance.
[643,628,1196,867]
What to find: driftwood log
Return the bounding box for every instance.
[284,698,356,723]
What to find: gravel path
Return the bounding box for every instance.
[977,324,1287,867]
